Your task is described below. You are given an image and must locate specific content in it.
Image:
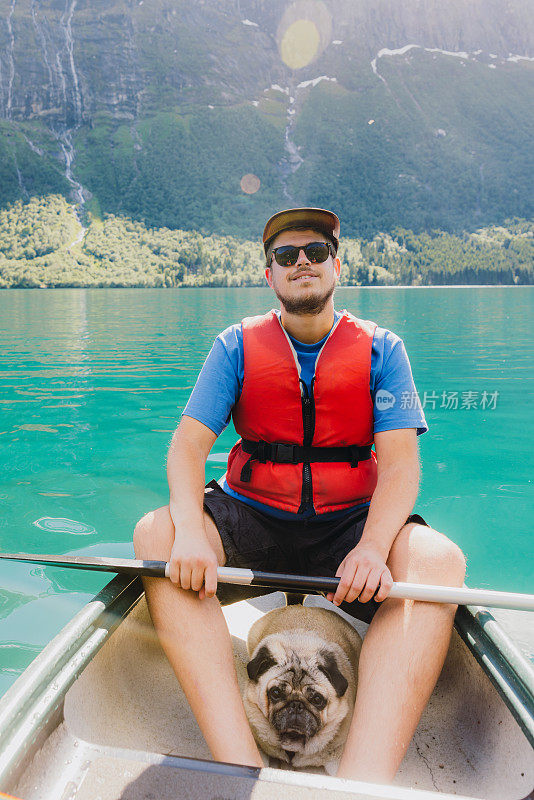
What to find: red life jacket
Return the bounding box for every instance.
[225,310,378,514]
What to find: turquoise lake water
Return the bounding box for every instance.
[0,286,532,695]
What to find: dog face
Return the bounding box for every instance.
[244,631,353,765]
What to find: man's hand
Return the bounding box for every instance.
[167,529,218,600]
[326,543,393,606]
[325,428,419,607]
[166,416,220,601]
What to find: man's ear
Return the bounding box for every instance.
[265,266,274,288]
[334,256,341,280]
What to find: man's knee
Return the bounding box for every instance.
[133,505,174,560]
[389,523,466,586]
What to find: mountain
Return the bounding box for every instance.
[0,0,533,238]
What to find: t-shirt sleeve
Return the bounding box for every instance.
[182,324,243,437]
[371,327,428,436]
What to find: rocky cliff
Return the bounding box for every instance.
[0,0,532,236]
[1,0,532,125]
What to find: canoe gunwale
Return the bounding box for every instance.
[455,604,534,747]
[0,574,144,790]
[0,578,533,794]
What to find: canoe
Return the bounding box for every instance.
[0,575,533,800]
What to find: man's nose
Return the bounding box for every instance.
[295,248,310,266]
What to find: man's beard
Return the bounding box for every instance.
[274,280,335,316]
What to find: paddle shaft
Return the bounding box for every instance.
[217,567,534,611]
[1,553,533,611]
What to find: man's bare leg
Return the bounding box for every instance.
[336,523,466,783]
[133,506,263,768]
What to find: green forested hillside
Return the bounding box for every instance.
[1,0,533,243]
[0,120,70,207]
[292,54,534,235]
[4,53,532,240]
[0,0,533,287]
[73,106,286,237]
[0,196,531,288]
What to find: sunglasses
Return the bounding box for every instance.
[271,241,334,267]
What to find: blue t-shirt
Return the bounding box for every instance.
[183,310,427,519]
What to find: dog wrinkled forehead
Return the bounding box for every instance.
[247,634,349,698]
[274,650,310,687]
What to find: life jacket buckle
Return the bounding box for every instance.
[273,443,297,464]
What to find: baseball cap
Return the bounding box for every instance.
[263,207,340,253]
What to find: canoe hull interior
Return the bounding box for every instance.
[1,576,533,800]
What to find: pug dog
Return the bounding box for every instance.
[243,604,362,772]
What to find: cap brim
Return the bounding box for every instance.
[263,207,340,251]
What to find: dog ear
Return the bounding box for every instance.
[247,645,277,682]
[318,650,349,697]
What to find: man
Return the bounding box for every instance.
[134,207,466,783]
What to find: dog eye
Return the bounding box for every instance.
[310,692,327,710]
[267,686,284,702]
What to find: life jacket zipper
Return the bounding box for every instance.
[299,378,315,513]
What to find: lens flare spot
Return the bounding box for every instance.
[240,173,261,194]
[277,1,332,70]
[280,19,320,69]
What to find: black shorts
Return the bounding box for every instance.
[203,480,428,624]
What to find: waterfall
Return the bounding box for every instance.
[6,0,16,118]
[31,0,58,107]
[58,130,84,205]
[276,82,304,201]
[22,133,43,156]
[0,51,4,115]
[12,148,28,198]
[31,0,87,236]
[57,0,87,229]
[1,0,87,248]
[60,0,82,126]
[27,0,84,127]
[59,128,88,250]
[55,50,68,111]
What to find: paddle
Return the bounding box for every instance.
[1,552,533,611]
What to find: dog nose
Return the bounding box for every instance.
[284,700,307,726]
[273,699,319,738]
[287,700,305,714]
